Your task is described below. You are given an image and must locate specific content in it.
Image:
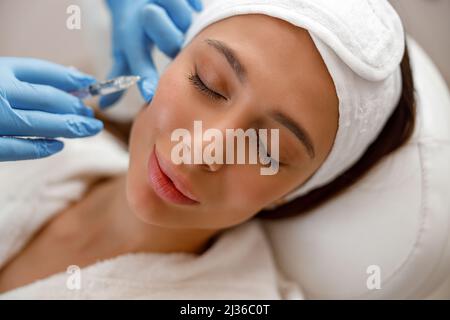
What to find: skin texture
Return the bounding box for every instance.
[127,14,338,229]
[0,14,338,293]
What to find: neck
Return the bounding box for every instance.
[79,174,220,256]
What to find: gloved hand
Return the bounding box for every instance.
[100,0,203,108]
[0,57,104,162]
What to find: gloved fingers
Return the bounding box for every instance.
[7,80,94,117]
[124,29,159,102]
[0,105,103,139]
[105,0,126,12]
[99,53,131,109]
[187,0,203,12]
[141,4,185,58]
[0,137,64,162]
[7,57,96,91]
[154,0,194,33]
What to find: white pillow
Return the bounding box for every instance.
[263,37,450,299]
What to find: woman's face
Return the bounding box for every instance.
[126,14,338,230]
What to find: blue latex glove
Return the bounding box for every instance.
[100,0,203,108]
[0,57,104,162]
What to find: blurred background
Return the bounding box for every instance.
[0,0,100,73]
[0,0,448,85]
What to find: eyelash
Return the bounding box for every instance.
[256,131,285,168]
[187,69,285,168]
[188,71,227,101]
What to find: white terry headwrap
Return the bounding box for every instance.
[182,0,405,207]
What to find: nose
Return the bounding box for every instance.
[173,133,224,173]
[197,126,225,173]
[202,161,222,172]
[191,113,253,173]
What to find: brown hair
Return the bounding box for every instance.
[256,43,417,219]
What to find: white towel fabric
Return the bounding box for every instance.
[183,0,405,205]
[0,131,303,299]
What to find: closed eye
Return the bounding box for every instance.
[256,131,284,168]
[188,70,227,101]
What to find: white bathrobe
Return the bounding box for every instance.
[0,131,303,299]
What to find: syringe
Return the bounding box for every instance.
[71,76,141,99]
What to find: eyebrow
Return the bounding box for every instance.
[270,111,316,159]
[205,38,315,159]
[205,39,246,82]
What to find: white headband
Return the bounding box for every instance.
[183,0,405,207]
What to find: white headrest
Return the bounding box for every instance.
[263,37,450,299]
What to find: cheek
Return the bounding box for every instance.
[225,167,308,214]
[127,60,193,176]
[148,64,200,136]
[125,60,200,223]
[207,167,294,227]
[126,109,154,216]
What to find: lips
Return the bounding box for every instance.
[147,145,199,205]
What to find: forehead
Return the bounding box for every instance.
[195,14,315,72]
